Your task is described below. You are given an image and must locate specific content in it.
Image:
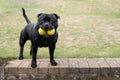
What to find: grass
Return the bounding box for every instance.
[0,0,120,59]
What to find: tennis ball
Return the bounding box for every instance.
[38,28,46,35]
[47,29,55,35]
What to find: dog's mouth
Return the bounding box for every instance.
[38,27,55,37]
[43,34,50,37]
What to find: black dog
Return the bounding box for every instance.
[18,8,60,68]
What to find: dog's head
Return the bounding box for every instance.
[36,13,60,35]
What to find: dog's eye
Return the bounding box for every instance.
[52,21,56,23]
[50,21,56,25]
[51,20,56,23]
[40,21,44,24]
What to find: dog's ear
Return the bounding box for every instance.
[53,13,60,19]
[37,13,43,18]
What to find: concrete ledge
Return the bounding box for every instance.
[4,58,120,80]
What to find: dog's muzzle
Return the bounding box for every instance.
[40,23,54,30]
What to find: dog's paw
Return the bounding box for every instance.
[31,61,37,68]
[18,56,24,60]
[31,63,37,68]
[31,65,37,68]
[50,60,57,66]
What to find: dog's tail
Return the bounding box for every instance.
[22,8,31,24]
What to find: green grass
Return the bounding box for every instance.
[0,0,120,59]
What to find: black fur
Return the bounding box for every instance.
[18,8,60,68]
[22,8,31,24]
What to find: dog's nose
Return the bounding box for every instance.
[44,23,50,30]
[45,23,49,27]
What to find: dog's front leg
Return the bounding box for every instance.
[30,45,33,56]
[31,45,38,68]
[49,44,57,66]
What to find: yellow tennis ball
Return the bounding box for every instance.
[38,28,46,35]
[47,29,55,35]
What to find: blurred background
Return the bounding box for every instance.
[0,0,120,59]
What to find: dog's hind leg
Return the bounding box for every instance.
[18,33,27,60]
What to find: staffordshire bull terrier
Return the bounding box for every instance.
[18,8,60,68]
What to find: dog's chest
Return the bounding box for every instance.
[35,37,55,47]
